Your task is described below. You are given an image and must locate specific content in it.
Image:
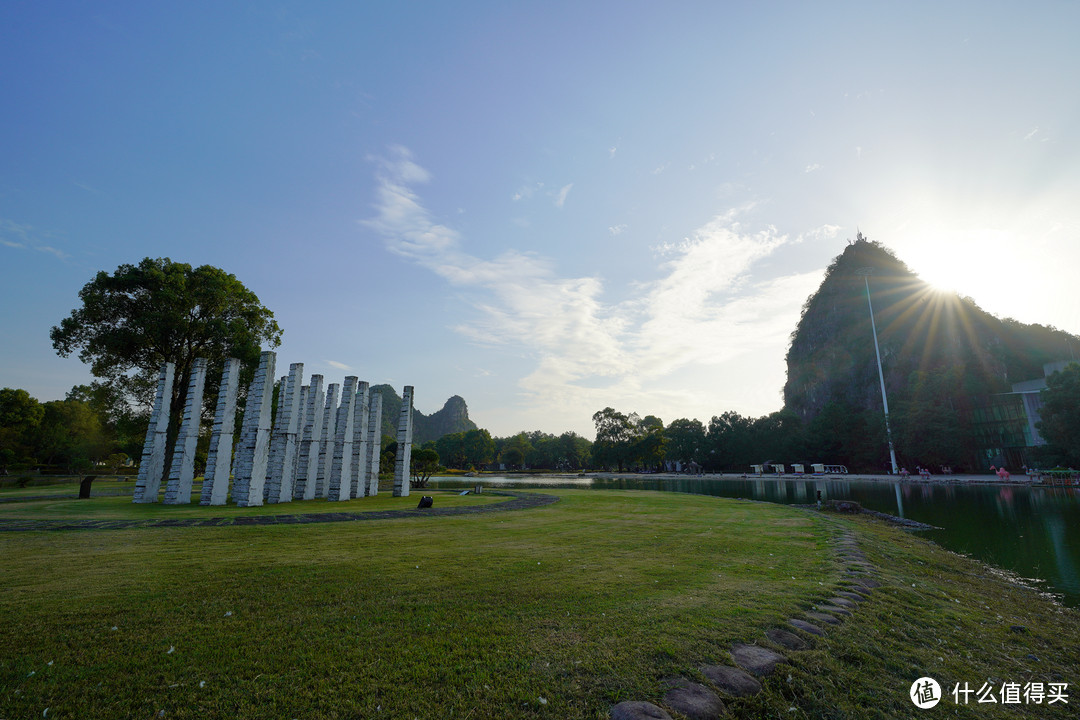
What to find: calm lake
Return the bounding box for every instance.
[430,474,1080,608]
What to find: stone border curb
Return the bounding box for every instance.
[610,518,885,718]
[0,490,559,532]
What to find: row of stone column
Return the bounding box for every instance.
[132,350,415,506]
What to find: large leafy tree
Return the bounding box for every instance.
[592,407,635,471]
[51,258,282,482]
[0,388,45,466]
[462,428,495,469]
[34,400,110,468]
[665,418,706,468]
[1036,363,1080,466]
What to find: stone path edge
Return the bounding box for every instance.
[0,490,560,532]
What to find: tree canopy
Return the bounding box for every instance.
[51,258,282,412]
[50,258,282,486]
[1036,363,1080,466]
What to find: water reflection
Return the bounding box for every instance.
[430,475,1080,607]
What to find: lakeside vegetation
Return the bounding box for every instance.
[1,490,1076,718]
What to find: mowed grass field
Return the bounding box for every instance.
[0,489,1077,719]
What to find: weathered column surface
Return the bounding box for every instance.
[316,383,340,499]
[164,358,208,504]
[232,351,276,507]
[392,386,414,497]
[291,384,308,491]
[201,357,241,506]
[266,363,303,503]
[328,376,357,502]
[133,362,175,503]
[295,375,325,500]
[349,381,370,499]
[365,393,383,497]
[263,374,288,503]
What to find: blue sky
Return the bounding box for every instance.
[2,1,1078,437]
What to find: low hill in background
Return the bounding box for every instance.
[370,385,478,445]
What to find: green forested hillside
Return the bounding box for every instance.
[784,235,1078,470]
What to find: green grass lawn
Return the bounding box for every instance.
[0,478,136,499]
[0,490,1076,719]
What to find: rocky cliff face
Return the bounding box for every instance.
[784,237,1077,421]
[369,385,478,445]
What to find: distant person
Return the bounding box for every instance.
[997,466,1010,481]
[900,467,910,478]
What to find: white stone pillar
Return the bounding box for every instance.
[393,385,414,497]
[164,358,208,504]
[201,357,241,506]
[263,374,288,503]
[266,363,303,503]
[349,381,370,499]
[232,350,276,507]
[295,375,324,500]
[133,362,175,503]
[291,384,308,490]
[328,376,357,502]
[366,393,383,496]
[316,383,339,499]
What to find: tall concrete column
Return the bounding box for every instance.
[263,374,288,503]
[133,362,175,503]
[295,375,324,500]
[289,386,306,481]
[365,393,383,496]
[349,381,370,499]
[201,358,241,506]
[232,351,276,507]
[164,358,208,504]
[328,376,357,502]
[291,385,308,489]
[316,383,340,499]
[392,386,414,497]
[266,362,303,503]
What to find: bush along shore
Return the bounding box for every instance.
[0,489,1075,719]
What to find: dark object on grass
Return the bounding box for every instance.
[417,496,433,509]
[78,476,97,499]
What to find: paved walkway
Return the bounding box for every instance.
[0,490,560,532]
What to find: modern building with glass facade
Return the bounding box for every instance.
[968,361,1073,470]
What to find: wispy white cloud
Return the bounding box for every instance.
[553,183,573,209]
[1023,127,1039,142]
[327,360,352,370]
[0,219,69,260]
[608,146,617,158]
[801,224,842,242]
[805,163,822,173]
[512,181,543,201]
[364,149,825,426]
[609,224,628,236]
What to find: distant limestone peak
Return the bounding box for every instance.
[784,236,1078,422]
[369,385,478,444]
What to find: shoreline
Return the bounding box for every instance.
[550,470,1066,488]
